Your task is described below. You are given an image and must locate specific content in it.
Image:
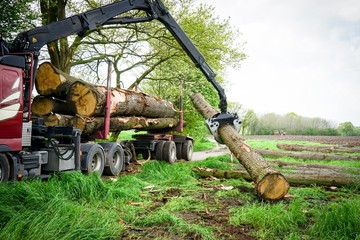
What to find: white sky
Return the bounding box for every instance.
[199,0,360,126]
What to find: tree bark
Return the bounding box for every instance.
[31,95,73,116]
[276,143,360,154]
[191,93,289,200]
[42,114,179,136]
[257,149,360,161]
[192,162,360,187]
[67,83,177,117]
[35,62,81,98]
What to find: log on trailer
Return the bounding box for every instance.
[35,62,177,118]
[35,62,81,99]
[67,83,177,117]
[191,93,289,200]
[192,160,360,187]
[256,149,360,161]
[276,143,360,154]
[31,96,74,116]
[42,113,179,136]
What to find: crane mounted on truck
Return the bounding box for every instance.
[0,0,239,182]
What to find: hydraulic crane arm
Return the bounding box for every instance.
[10,0,227,113]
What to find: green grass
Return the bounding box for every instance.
[0,138,359,239]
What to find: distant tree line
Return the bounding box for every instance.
[237,110,360,136]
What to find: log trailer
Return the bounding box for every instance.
[0,0,238,181]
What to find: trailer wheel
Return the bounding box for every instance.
[99,143,124,176]
[0,154,10,182]
[155,140,166,160]
[81,143,105,175]
[176,143,183,160]
[182,140,193,161]
[163,141,176,163]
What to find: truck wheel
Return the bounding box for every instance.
[0,154,10,182]
[155,140,166,160]
[176,143,183,160]
[163,141,176,163]
[81,143,105,175]
[182,140,193,161]
[99,143,124,176]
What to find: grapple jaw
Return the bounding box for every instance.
[205,113,241,144]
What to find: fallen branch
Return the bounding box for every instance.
[191,93,289,200]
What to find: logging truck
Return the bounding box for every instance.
[0,0,237,182]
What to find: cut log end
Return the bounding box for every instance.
[35,62,61,95]
[69,83,98,116]
[31,97,53,116]
[256,173,290,201]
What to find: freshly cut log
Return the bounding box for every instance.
[43,113,74,127]
[193,162,360,187]
[191,93,289,200]
[257,149,360,161]
[31,96,73,116]
[74,116,179,135]
[42,114,179,136]
[35,62,80,99]
[67,82,176,117]
[276,143,360,153]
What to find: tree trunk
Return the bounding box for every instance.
[31,96,73,116]
[192,162,360,187]
[191,93,289,200]
[35,62,81,98]
[67,82,177,118]
[42,114,179,136]
[276,143,360,154]
[257,149,360,161]
[35,62,177,118]
[43,113,74,127]
[74,115,179,135]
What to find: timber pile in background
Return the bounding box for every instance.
[32,62,179,136]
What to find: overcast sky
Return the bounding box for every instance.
[198,0,360,126]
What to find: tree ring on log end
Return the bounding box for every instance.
[68,83,97,116]
[256,173,289,201]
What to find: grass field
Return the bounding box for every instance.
[0,138,359,240]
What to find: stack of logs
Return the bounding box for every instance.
[32,62,180,137]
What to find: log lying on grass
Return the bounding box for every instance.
[257,149,360,161]
[31,96,73,116]
[276,143,360,153]
[191,93,289,200]
[193,160,360,187]
[43,113,179,135]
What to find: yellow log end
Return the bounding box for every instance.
[256,173,290,201]
[36,62,61,95]
[31,97,53,116]
[69,83,97,116]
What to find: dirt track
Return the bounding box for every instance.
[245,135,360,146]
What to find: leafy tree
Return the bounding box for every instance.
[338,122,356,136]
[0,0,37,39]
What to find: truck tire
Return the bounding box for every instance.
[99,143,124,176]
[155,140,166,160]
[81,143,105,175]
[163,141,176,163]
[0,154,10,182]
[181,140,193,161]
[176,143,183,160]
